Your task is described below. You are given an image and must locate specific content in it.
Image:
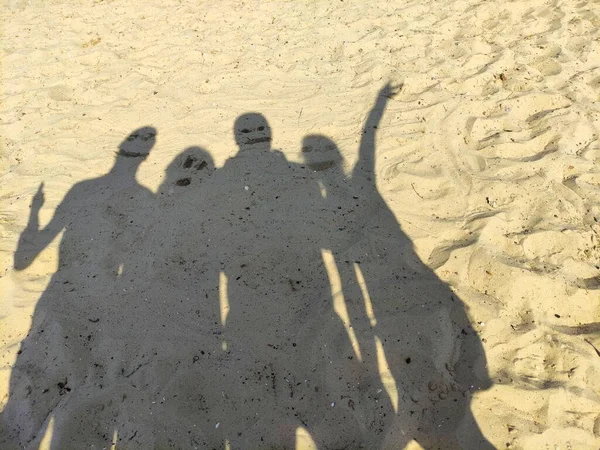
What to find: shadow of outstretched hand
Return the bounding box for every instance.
[14,182,46,271]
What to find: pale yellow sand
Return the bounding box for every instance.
[1,0,600,448]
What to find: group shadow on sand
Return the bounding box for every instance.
[1,84,493,449]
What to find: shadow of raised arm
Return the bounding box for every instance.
[14,182,66,270]
[352,82,402,183]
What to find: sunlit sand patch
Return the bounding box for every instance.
[219,272,229,352]
[317,180,327,198]
[38,417,54,450]
[110,429,118,450]
[295,426,318,450]
[403,440,426,450]
[375,336,398,413]
[354,263,377,327]
[219,271,229,326]
[321,249,362,361]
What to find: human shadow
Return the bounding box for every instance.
[157,101,492,448]
[198,113,367,448]
[147,113,345,448]
[2,86,492,449]
[301,84,493,449]
[1,127,159,449]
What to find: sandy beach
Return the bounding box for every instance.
[1,0,599,448]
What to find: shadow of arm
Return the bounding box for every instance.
[352,83,401,182]
[14,183,67,270]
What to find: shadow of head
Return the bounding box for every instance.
[234,113,272,151]
[117,126,157,161]
[165,146,215,188]
[301,134,343,172]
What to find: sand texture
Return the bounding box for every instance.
[1,0,600,449]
